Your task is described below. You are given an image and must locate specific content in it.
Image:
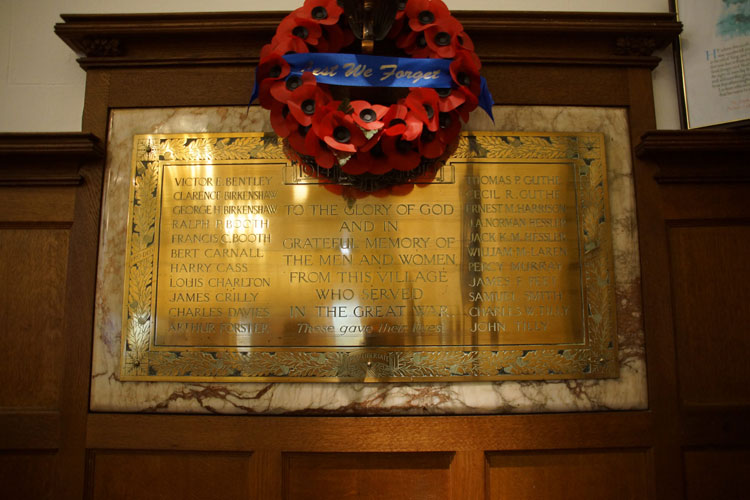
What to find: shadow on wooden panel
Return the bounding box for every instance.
[684,448,750,500]
[283,452,453,500]
[0,228,69,409]
[0,451,56,500]
[487,449,648,500]
[668,224,750,408]
[89,450,253,500]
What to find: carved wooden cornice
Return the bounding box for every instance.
[0,133,103,186]
[636,130,750,184]
[55,11,681,69]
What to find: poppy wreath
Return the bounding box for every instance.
[253,0,490,191]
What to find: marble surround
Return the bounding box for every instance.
[90,106,647,414]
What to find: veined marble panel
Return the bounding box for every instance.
[90,106,646,414]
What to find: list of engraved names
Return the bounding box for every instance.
[155,162,583,349]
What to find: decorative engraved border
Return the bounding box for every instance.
[120,132,618,382]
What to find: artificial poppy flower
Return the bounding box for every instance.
[297,0,344,26]
[436,110,461,145]
[271,12,323,52]
[341,156,371,175]
[269,101,297,138]
[317,23,351,52]
[313,103,367,153]
[350,100,389,130]
[381,133,421,171]
[288,86,331,126]
[418,129,446,159]
[434,87,467,113]
[354,143,393,175]
[383,104,423,141]
[287,124,311,153]
[450,51,481,98]
[270,71,316,103]
[423,17,463,59]
[256,53,291,108]
[395,30,432,58]
[405,88,439,132]
[456,30,475,52]
[301,128,336,169]
[405,0,451,33]
[387,0,410,39]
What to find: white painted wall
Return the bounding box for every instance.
[0,0,680,132]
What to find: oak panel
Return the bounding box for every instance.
[283,452,452,500]
[487,449,648,500]
[668,224,750,408]
[0,451,56,500]
[0,187,76,223]
[90,450,253,500]
[0,228,69,409]
[684,449,750,500]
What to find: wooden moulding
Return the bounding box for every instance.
[636,130,750,183]
[54,11,681,69]
[0,133,103,186]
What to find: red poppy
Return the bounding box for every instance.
[297,0,344,26]
[418,129,446,159]
[301,128,336,169]
[271,12,323,52]
[287,124,310,153]
[395,30,433,58]
[456,30,475,52]
[313,103,367,154]
[450,51,481,98]
[256,53,291,108]
[383,104,423,141]
[269,100,297,138]
[270,71,316,103]
[317,23,353,52]
[424,17,463,59]
[405,0,451,33]
[353,145,393,175]
[350,100,389,130]
[341,156,370,175]
[437,110,461,145]
[435,87,467,113]
[381,134,421,171]
[405,88,439,132]
[288,86,331,126]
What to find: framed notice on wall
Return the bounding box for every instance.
[676,0,750,128]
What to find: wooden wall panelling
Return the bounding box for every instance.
[628,70,685,499]
[636,130,750,500]
[487,449,649,500]
[0,134,103,500]
[88,450,254,500]
[683,448,750,500]
[49,11,684,500]
[283,452,453,500]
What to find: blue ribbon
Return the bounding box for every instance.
[251,53,494,120]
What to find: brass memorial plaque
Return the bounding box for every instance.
[121,132,618,382]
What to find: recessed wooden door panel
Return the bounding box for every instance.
[283,452,453,500]
[0,228,69,409]
[487,449,648,500]
[0,451,56,500]
[684,449,750,500]
[89,450,253,500]
[668,224,750,408]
